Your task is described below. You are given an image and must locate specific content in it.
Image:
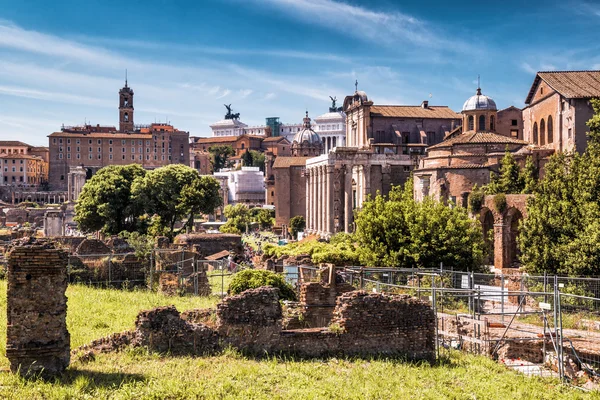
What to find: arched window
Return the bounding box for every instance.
[533,122,538,144]
[547,116,553,144]
[490,115,495,131]
[241,143,245,149]
[540,119,546,146]
[124,112,129,122]
[468,115,474,131]
[478,115,485,131]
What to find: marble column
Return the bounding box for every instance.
[305,169,311,233]
[318,166,324,234]
[326,164,334,236]
[363,164,371,203]
[344,164,353,233]
[310,168,315,233]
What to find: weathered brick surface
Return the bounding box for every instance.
[76,239,111,255]
[174,233,243,258]
[6,243,70,377]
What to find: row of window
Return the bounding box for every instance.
[532,116,554,145]
[58,153,171,161]
[59,147,172,154]
[52,137,173,145]
[467,115,495,131]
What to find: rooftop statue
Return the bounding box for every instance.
[224,104,240,120]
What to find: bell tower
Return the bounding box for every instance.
[119,73,134,132]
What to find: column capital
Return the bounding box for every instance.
[326,164,335,174]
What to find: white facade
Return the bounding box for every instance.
[313,110,346,154]
[214,166,265,205]
[210,119,248,137]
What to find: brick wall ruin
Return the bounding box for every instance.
[174,233,243,258]
[6,243,70,377]
[80,286,435,363]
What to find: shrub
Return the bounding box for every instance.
[228,269,297,301]
[493,193,507,214]
[468,185,485,213]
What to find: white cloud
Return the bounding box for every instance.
[216,89,232,99]
[253,0,474,53]
[520,62,538,75]
[239,89,253,99]
[263,93,277,100]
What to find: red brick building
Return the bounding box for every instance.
[48,81,189,189]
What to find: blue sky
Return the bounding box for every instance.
[1,0,599,146]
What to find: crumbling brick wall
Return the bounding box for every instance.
[76,239,110,255]
[216,287,282,353]
[174,233,243,258]
[6,243,70,377]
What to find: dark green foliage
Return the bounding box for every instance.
[521,156,538,194]
[493,193,507,214]
[468,185,485,213]
[486,148,524,194]
[132,164,222,239]
[354,177,485,271]
[228,269,297,301]
[520,99,600,275]
[250,208,275,230]
[208,145,235,173]
[75,164,147,234]
[288,215,306,239]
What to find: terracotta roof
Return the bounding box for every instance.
[263,136,289,143]
[0,154,42,160]
[370,105,461,119]
[272,156,311,168]
[428,131,529,150]
[194,134,264,144]
[0,141,31,147]
[205,250,230,261]
[525,70,600,104]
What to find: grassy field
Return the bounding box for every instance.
[0,281,598,399]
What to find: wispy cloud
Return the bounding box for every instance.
[252,0,474,53]
[520,62,538,75]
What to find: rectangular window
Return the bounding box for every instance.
[131,155,135,160]
[67,146,71,152]
[59,138,63,144]
[89,139,92,144]
[109,140,113,145]
[98,147,101,153]
[12,167,15,172]
[139,140,143,145]
[59,147,63,152]
[67,154,71,159]
[98,154,101,160]
[131,140,135,145]
[162,155,165,161]
[76,154,80,159]
[131,147,135,154]
[53,138,56,144]
[98,139,102,145]
[146,140,150,146]
[109,154,113,160]
[139,147,142,154]
[510,130,518,138]
[76,139,80,144]
[568,128,572,138]
[122,155,126,160]
[109,147,113,153]
[122,148,126,153]
[88,154,92,160]
[511,120,518,126]
[89,147,92,152]
[139,155,142,160]
[122,140,126,145]
[76,147,80,152]
[59,154,63,159]
[67,139,71,144]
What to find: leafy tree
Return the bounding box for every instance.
[241,149,253,167]
[355,178,485,271]
[132,164,222,239]
[75,164,147,234]
[288,215,306,239]
[521,156,538,194]
[119,231,154,259]
[520,99,600,275]
[220,204,252,234]
[251,208,275,230]
[486,148,524,194]
[208,145,235,172]
[249,150,265,171]
[228,269,297,301]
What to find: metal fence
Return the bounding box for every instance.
[340,267,600,390]
[67,253,149,289]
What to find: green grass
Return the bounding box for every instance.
[0,281,598,399]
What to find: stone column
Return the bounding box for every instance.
[305,169,311,233]
[6,243,70,377]
[326,165,334,236]
[494,221,509,270]
[311,167,317,233]
[344,164,353,233]
[363,164,371,205]
[317,166,323,234]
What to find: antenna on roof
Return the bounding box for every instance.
[125,69,128,87]
[477,75,482,95]
[355,79,358,92]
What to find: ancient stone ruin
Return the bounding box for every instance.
[6,243,70,377]
[78,286,436,362]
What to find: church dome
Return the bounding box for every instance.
[462,88,497,112]
[293,112,321,144]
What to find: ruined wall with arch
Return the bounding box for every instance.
[480,194,530,270]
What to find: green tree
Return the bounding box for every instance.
[288,215,306,239]
[241,149,253,167]
[228,269,297,301]
[251,208,275,230]
[132,164,222,239]
[520,99,600,275]
[521,156,538,194]
[249,150,265,171]
[208,145,235,172]
[486,148,524,194]
[75,164,147,234]
[220,204,252,234]
[355,178,485,271]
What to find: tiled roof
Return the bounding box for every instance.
[205,250,230,261]
[0,154,42,160]
[272,156,311,168]
[525,70,600,104]
[195,134,264,144]
[370,105,461,119]
[263,136,289,143]
[428,131,529,149]
[49,132,152,139]
[0,141,31,147]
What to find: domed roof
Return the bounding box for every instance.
[462,88,497,112]
[293,112,321,144]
